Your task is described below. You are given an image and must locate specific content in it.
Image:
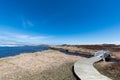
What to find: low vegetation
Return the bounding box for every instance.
[0,50,82,80]
[21,62,79,80]
[0,44,120,80]
[50,44,120,80]
[94,62,120,80]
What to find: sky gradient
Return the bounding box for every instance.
[0,0,120,45]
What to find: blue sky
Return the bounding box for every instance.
[0,0,120,45]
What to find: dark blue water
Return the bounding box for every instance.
[61,50,93,58]
[0,46,48,58]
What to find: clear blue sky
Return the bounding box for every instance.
[0,0,120,45]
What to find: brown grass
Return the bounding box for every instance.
[94,62,120,80]
[112,52,120,60]
[21,62,78,80]
[65,44,120,52]
[50,45,120,80]
[49,46,95,55]
[0,50,83,80]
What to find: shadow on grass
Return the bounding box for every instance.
[72,66,81,80]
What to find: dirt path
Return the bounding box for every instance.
[74,57,112,80]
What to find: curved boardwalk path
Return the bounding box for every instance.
[74,57,112,80]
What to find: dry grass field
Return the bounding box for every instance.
[0,50,84,80]
[0,44,119,80]
[94,61,120,80]
[50,44,120,80]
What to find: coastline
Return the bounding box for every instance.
[0,45,120,80]
[49,46,95,55]
[0,49,84,80]
[49,45,120,80]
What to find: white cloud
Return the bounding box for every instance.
[21,16,34,28]
[22,20,34,28]
[0,32,51,45]
[27,20,34,26]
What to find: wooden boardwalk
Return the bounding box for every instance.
[74,57,112,80]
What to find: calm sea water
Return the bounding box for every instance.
[0,46,48,58]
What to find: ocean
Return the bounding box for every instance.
[0,46,48,58]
